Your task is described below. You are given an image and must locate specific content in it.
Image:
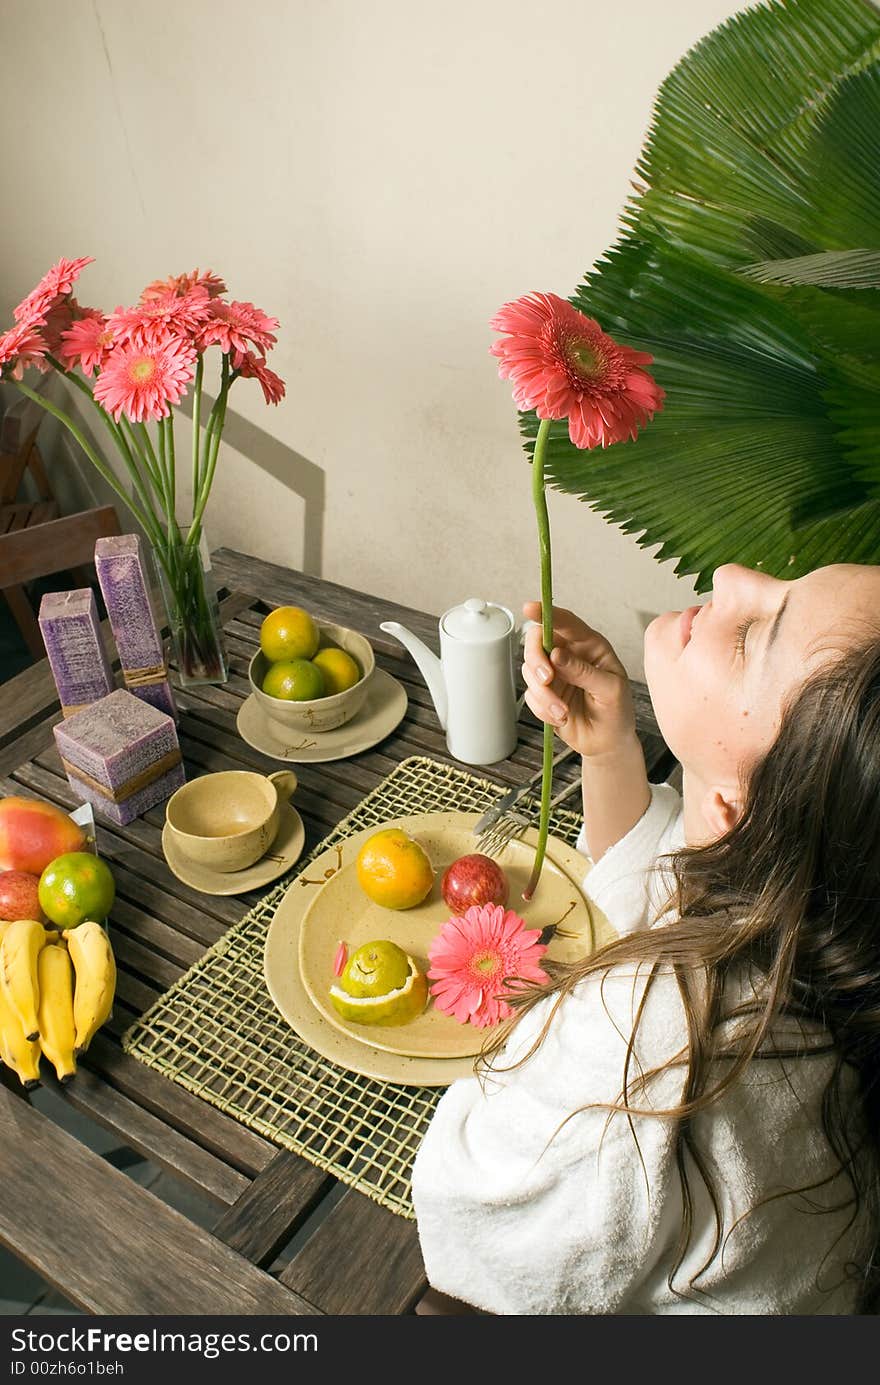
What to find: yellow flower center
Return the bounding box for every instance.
[471,950,501,977]
[567,341,602,378]
[129,358,156,384]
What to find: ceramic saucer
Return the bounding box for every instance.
[236,667,408,763]
[161,802,306,895]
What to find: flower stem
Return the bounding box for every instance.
[43,356,166,541]
[189,354,230,547]
[12,379,165,552]
[191,354,204,499]
[523,416,554,902]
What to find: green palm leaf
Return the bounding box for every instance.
[742,249,880,288]
[529,0,880,590]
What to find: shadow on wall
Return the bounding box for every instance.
[176,391,325,576]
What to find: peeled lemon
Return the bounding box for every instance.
[329,940,428,1027]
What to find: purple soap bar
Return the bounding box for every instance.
[53,688,184,826]
[38,589,114,716]
[94,534,177,722]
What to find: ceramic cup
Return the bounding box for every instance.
[164,769,298,874]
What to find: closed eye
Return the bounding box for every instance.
[734,618,753,658]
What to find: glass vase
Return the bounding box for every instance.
[155,524,229,687]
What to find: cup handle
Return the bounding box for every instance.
[269,770,298,803]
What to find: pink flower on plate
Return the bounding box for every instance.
[0,321,49,380]
[428,904,549,1028]
[107,287,213,348]
[198,300,279,356]
[13,257,95,325]
[93,335,196,423]
[234,350,286,405]
[59,311,115,376]
[140,269,227,302]
[490,291,664,449]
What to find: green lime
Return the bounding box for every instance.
[38,852,115,929]
[262,658,326,701]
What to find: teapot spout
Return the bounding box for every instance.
[379,622,448,730]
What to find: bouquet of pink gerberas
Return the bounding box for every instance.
[0,258,285,682]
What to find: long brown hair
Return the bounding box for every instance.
[482,635,880,1310]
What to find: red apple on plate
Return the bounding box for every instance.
[0,870,44,923]
[441,854,509,915]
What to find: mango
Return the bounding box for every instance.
[0,797,86,876]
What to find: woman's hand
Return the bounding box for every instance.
[521,602,637,761]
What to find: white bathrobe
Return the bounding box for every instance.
[410,783,871,1315]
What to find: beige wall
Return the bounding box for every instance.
[0,0,753,679]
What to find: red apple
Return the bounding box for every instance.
[0,870,44,923]
[441,854,509,915]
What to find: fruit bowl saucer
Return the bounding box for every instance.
[162,802,305,896]
[264,810,616,1085]
[236,667,408,764]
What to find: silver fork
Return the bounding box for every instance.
[475,773,582,858]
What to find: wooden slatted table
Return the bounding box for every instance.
[0,548,675,1316]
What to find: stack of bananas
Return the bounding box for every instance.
[0,919,116,1088]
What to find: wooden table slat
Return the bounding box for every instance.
[82,1034,278,1177]
[280,1186,426,1315]
[51,1067,250,1208]
[0,1088,319,1316]
[213,1151,334,1268]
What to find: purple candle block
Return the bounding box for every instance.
[94,534,177,722]
[54,688,185,827]
[38,589,115,717]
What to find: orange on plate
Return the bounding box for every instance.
[355,828,434,910]
[260,606,320,663]
[38,852,115,930]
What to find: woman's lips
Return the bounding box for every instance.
[680,605,701,645]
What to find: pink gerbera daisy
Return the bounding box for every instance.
[107,288,213,348]
[427,904,549,1028]
[234,350,286,405]
[490,291,664,449]
[140,269,226,302]
[59,311,115,376]
[13,256,95,325]
[93,335,196,423]
[198,300,279,356]
[0,321,49,380]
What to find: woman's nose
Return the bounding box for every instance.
[711,563,784,610]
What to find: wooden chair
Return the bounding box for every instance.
[0,388,120,658]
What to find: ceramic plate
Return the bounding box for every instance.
[162,802,305,895]
[263,811,616,1086]
[236,667,408,763]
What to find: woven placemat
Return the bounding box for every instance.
[123,754,586,1220]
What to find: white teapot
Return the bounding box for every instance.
[380,598,531,766]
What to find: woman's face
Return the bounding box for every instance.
[644,563,880,791]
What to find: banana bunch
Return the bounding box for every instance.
[0,919,116,1088]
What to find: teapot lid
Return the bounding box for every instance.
[442,598,513,643]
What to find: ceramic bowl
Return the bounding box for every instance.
[248,620,375,736]
[164,768,298,873]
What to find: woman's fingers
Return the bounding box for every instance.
[523,601,626,675]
